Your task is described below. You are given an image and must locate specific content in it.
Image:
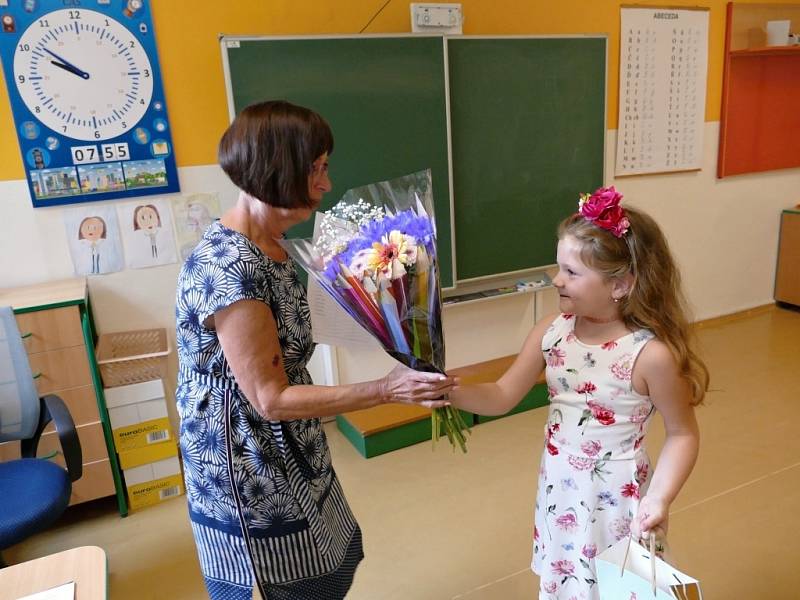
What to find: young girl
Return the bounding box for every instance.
[449,187,707,599]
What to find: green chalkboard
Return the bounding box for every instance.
[221,35,607,287]
[222,36,454,288]
[447,37,606,281]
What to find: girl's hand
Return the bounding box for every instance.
[380,364,456,408]
[632,494,669,539]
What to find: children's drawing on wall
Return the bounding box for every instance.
[81,216,105,273]
[117,198,178,269]
[63,205,123,276]
[171,192,220,259]
[135,204,162,258]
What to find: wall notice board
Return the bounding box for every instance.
[221,35,606,288]
[615,7,709,177]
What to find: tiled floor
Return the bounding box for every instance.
[5,305,800,599]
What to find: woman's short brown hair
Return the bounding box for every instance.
[218,100,334,209]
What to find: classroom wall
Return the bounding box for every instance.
[2,1,798,408]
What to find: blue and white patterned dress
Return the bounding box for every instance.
[175,221,363,600]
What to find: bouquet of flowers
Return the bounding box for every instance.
[280,170,469,452]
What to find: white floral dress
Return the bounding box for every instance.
[532,314,655,600]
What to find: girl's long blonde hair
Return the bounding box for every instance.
[558,206,709,405]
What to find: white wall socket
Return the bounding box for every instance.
[410,3,463,35]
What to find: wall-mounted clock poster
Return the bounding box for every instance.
[0,0,179,207]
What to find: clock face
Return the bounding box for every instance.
[13,8,154,142]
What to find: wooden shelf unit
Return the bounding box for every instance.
[729,45,800,56]
[0,278,128,516]
[718,3,800,178]
[775,209,800,307]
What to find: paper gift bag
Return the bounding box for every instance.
[596,536,703,600]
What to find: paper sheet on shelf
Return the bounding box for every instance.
[17,581,75,600]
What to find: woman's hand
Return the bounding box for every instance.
[379,364,457,408]
[632,494,669,539]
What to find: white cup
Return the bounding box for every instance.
[766,20,791,46]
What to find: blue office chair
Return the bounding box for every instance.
[0,306,82,567]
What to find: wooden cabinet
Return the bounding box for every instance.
[775,210,800,307]
[718,3,800,177]
[0,278,127,516]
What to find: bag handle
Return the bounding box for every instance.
[620,533,657,595]
[620,533,703,600]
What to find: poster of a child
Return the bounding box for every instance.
[63,205,124,276]
[117,198,178,268]
[172,192,220,259]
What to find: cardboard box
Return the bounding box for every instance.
[105,379,173,452]
[124,456,184,510]
[118,439,178,470]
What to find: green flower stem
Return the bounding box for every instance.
[432,405,470,453]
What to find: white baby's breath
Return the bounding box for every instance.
[313,198,385,262]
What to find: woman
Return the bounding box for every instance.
[175,100,454,600]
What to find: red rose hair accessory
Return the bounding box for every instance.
[577,186,630,238]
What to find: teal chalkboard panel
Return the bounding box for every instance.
[222,36,607,287]
[447,37,606,281]
[222,36,454,288]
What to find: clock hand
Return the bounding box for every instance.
[50,59,91,80]
[43,47,90,79]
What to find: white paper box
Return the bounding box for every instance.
[104,379,172,451]
[766,20,791,46]
[124,455,181,487]
[105,379,167,429]
[105,378,166,415]
[123,455,184,510]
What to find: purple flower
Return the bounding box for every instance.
[546,346,566,367]
[556,512,578,532]
[610,516,632,541]
[597,491,618,506]
[323,209,435,281]
[581,440,602,457]
[582,543,598,559]
[551,559,575,576]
